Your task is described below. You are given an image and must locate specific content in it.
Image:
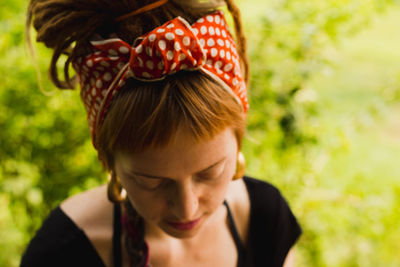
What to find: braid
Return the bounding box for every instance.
[224,0,250,87]
[123,201,148,266]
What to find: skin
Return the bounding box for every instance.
[114,126,238,240]
[61,126,295,266]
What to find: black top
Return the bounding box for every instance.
[20,177,302,267]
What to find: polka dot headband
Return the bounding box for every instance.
[72,11,248,147]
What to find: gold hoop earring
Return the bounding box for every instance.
[232,152,246,180]
[107,171,127,203]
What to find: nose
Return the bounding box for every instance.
[169,180,199,220]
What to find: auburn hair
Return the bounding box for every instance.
[26,0,249,170]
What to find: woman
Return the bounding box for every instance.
[22,0,301,266]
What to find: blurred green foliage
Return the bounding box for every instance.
[1,0,400,266]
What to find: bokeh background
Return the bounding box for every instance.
[1,0,400,266]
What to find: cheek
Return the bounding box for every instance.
[121,181,167,221]
[200,160,236,209]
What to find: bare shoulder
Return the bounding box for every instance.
[225,179,251,245]
[60,184,113,230]
[60,184,114,266]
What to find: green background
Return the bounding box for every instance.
[1,0,400,266]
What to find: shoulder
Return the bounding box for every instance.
[60,184,113,233]
[20,186,111,267]
[242,176,302,267]
[60,185,114,266]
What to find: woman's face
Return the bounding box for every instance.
[114,127,238,239]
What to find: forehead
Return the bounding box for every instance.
[115,127,237,176]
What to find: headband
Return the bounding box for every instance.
[72,11,248,147]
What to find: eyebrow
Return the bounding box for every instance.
[129,156,227,179]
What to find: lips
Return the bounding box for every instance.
[166,217,203,231]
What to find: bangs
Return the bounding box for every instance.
[97,71,244,169]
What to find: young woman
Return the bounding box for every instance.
[21,0,301,266]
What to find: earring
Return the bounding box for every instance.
[107,171,127,203]
[232,152,246,180]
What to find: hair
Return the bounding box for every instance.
[26,0,248,264]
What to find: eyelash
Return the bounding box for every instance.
[132,176,165,191]
[130,164,226,191]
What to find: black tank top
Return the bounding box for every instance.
[112,201,245,267]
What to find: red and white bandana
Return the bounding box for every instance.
[72,11,248,146]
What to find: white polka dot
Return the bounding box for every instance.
[224,63,233,72]
[175,29,184,36]
[187,50,192,57]
[86,59,93,67]
[223,30,230,39]
[226,51,231,60]
[199,39,206,47]
[82,66,89,72]
[200,26,207,35]
[214,61,223,69]
[93,71,99,78]
[192,28,199,36]
[100,61,109,68]
[125,70,133,78]
[146,60,154,70]
[178,53,186,61]
[183,36,191,46]
[217,39,224,47]
[216,28,221,36]
[110,56,119,61]
[157,28,165,33]
[171,62,177,70]
[208,26,215,35]
[103,72,112,81]
[108,49,118,56]
[158,61,164,70]
[193,60,197,66]
[142,72,151,78]
[211,48,218,57]
[220,50,225,58]
[206,15,214,22]
[221,19,225,26]
[215,15,221,24]
[119,46,130,54]
[138,57,144,67]
[167,50,174,61]
[146,47,152,57]
[224,73,230,80]
[135,44,143,54]
[197,18,204,23]
[174,42,181,51]
[117,62,125,69]
[225,40,231,48]
[206,59,213,66]
[167,23,175,29]
[165,32,175,40]
[100,90,106,97]
[91,87,96,96]
[149,34,156,42]
[90,78,95,86]
[233,78,238,86]
[207,38,215,47]
[158,40,166,50]
[181,64,188,69]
